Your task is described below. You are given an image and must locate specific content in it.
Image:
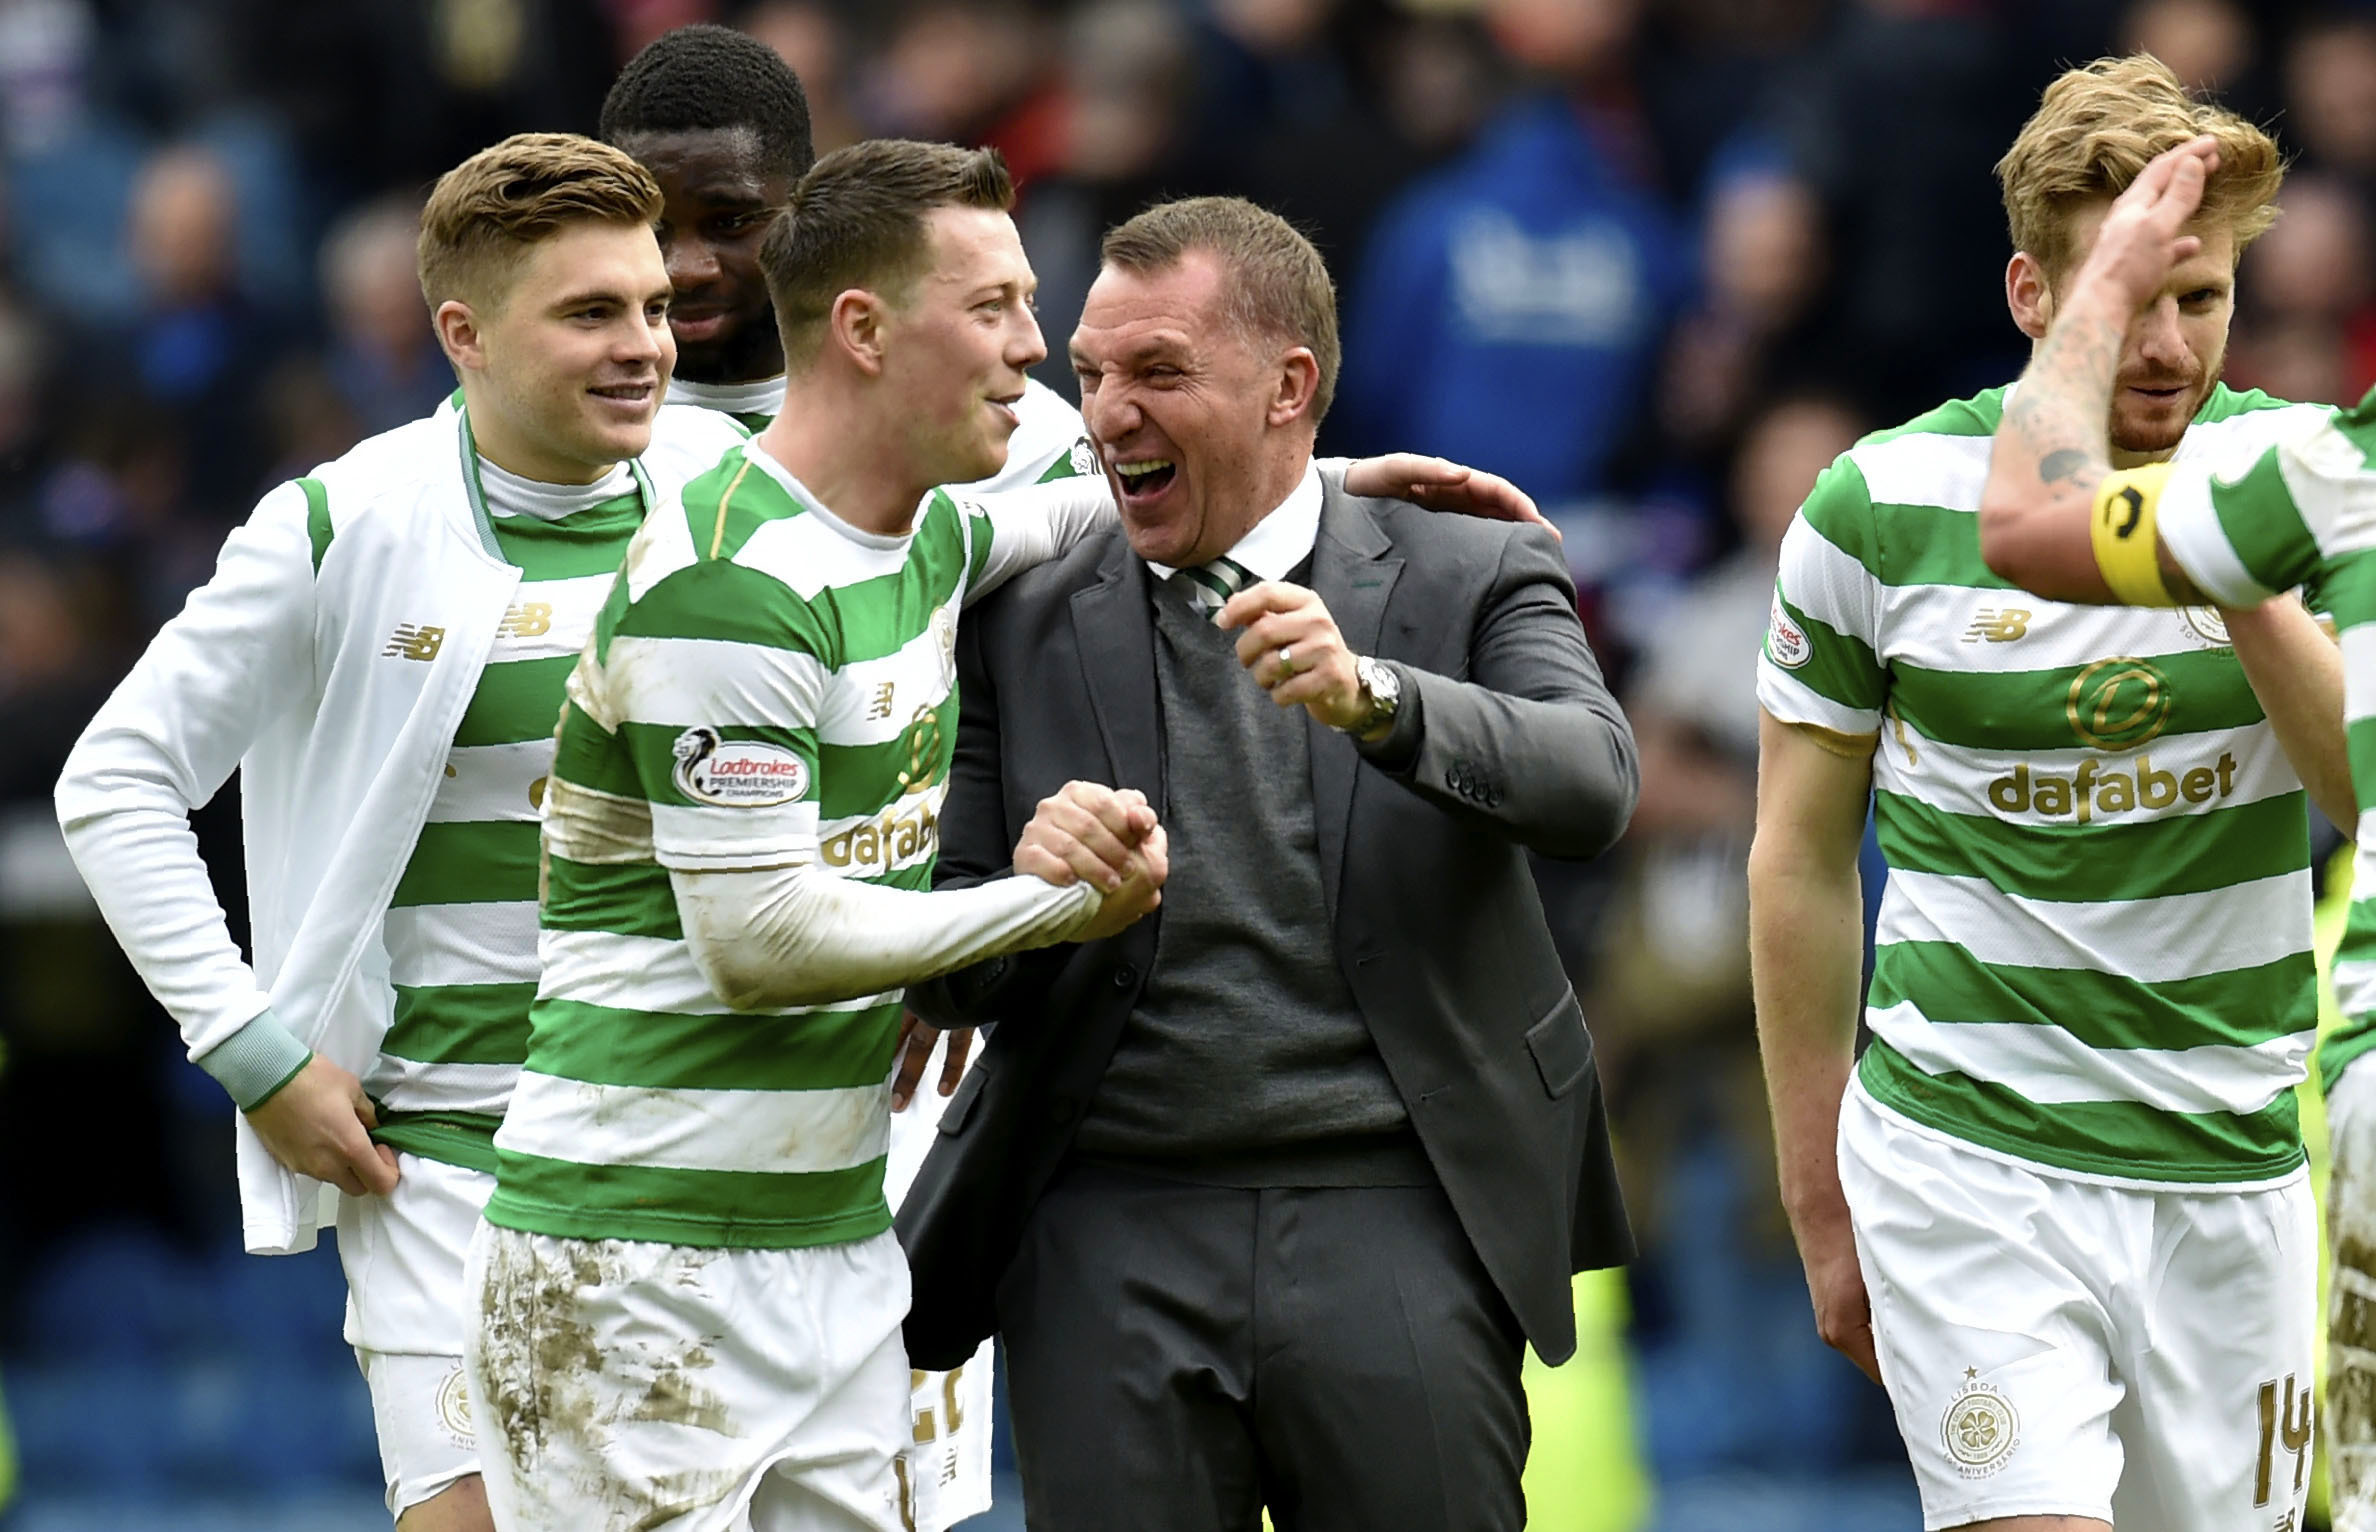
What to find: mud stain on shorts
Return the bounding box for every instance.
[623,1466,742,1532]
[628,1344,731,1434]
[476,1236,610,1474]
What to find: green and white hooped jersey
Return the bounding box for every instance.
[1759,384,2331,1186]
[2147,385,2376,1095]
[366,453,658,1173]
[485,441,1020,1249]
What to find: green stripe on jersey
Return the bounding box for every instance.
[493,442,981,1249]
[1860,1039,2304,1183]
[384,983,540,1064]
[392,821,538,907]
[1870,942,2317,1054]
[368,491,644,1170]
[452,656,576,748]
[300,478,333,572]
[483,1152,891,1248]
[372,1113,503,1174]
[519,997,900,1092]
[1761,383,2327,1183]
[541,857,681,938]
[1872,789,2308,903]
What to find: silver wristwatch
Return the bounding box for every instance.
[1347,655,1401,737]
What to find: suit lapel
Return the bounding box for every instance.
[1069,539,1165,806]
[1308,484,1402,920]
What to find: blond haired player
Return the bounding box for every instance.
[1979,130,2376,1532]
[1754,58,2347,1532]
[51,135,752,1530]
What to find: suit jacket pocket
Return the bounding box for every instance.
[1525,992,1593,1098]
[939,1057,992,1135]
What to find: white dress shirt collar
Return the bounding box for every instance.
[1145,460,1323,583]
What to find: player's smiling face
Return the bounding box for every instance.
[880,205,1044,489]
[2060,202,2238,458]
[437,218,674,482]
[614,126,791,386]
[1071,250,1306,568]
[454,219,675,484]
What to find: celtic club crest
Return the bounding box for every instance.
[1939,1378,2020,1478]
[895,704,947,795]
[2065,656,2172,751]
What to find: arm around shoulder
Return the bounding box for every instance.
[1375,522,1637,859]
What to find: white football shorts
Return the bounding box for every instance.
[464,1221,912,1532]
[886,1050,993,1532]
[334,1150,495,1515]
[2323,1060,2376,1532]
[1839,1081,2315,1532]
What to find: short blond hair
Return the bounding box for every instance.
[417,132,662,311]
[1101,197,1340,424]
[1996,55,2283,279]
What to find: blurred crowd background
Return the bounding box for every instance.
[3,0,2375,1527]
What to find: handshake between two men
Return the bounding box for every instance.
[890,573,1383,1107]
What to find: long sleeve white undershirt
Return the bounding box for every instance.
[671,861,1102,1013]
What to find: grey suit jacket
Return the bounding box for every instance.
[898,475,1638,1369]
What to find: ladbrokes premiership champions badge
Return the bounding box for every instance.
[671,725,810,806]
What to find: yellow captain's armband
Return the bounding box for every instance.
[2089,462,2178,606]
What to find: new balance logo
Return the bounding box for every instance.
[499,603,552,639]
[1963,609,2032,643]
[383,624,445,662]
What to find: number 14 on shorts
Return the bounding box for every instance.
[2255,1372,2312,1512]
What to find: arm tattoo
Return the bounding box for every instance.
[2040,449,2090,484]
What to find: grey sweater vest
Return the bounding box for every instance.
[1071,569,1425,1185]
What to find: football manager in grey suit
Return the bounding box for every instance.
[898,196,1638,1532]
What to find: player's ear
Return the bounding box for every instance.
[831,289,889,375]
[2006,251,2053,342]
[434,299,488,372]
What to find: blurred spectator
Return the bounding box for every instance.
[863,0,1065,181]
[96,141,286,520]
[0,290,47,511]
[1332,0,1692,508]
[1180,0,1355,190]
[222,0,618,201]
[1763,0,2036,420]
[258,356,366,488]
[2284,12,2376,192]
[2230,173,2376,404]
[2120,0,2254,95]
[1014,0,1203,395]
[1587,392,1871,1486]
[0,549,109,805]
[1237,10,1509,293]
[741,0,864,155]
[0,0,98,154]
[1590,394,1865,1125]
[1633,0,1835,212]
[1654,164,1835,474]
[317,194,447,437]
